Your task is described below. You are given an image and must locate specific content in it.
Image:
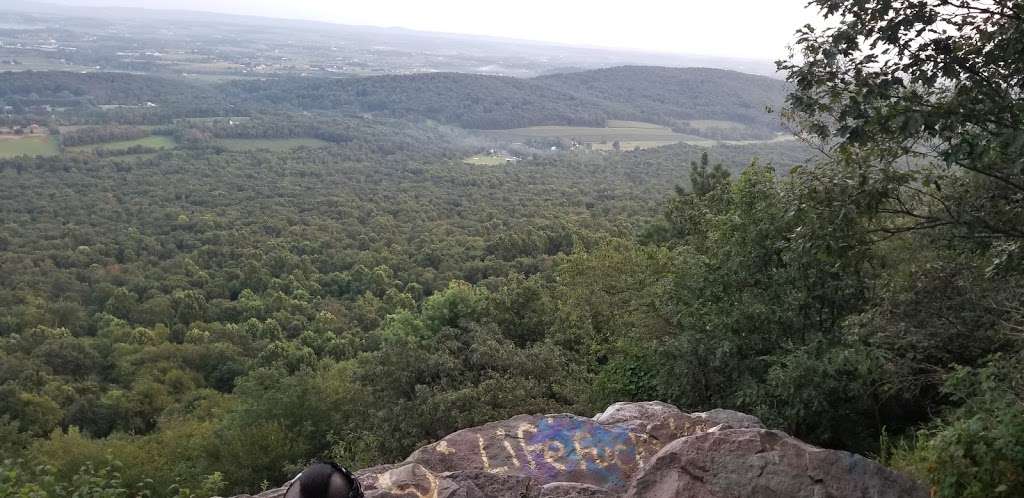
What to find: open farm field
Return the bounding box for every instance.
[480,122,717,149]
[0,135,60,158]
[65,135,177,154]
[480,122,699,142]
[591,140,697,151]
[463,154,508,165]
[684,119,751,131]
[480,120,793,151]
[605,120,671,129]
[720,134,799,145]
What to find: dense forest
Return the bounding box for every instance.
[0,71,216,105]
[0,132,805,496]
[2,1,1023,498]
[535,66,786,137]
[220,67,788,137]
[220,72,615,130]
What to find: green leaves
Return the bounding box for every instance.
[783,0,1024,240]
[780,2,1024,491]
[892,355,1024,498]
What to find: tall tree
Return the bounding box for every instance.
[782,2,1024,495]
[781,0,1024,243]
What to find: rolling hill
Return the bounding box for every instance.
[223,66,788,139]
[535,66,788,138]
[0,71,220,105]
[1,66,788,139]
[222,72,613,130]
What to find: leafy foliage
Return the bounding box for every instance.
[0,106,814,494]
[2,3,1023,494]
[892,355,1024,498]
[536,66,787,138]
[780,0,1024,241]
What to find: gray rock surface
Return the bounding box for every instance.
[625,429,929,498]
[691,408,765,430]
[402,411,673,492]
[539,482,614,498]
[226,402,926,498]
[360,464,538,498]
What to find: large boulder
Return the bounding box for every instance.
[226,402,928,498]
[359,463,538,498]
[593,402,764,443]
[404,403,717,492]
[539,482,614,498]
[625,429,929,498]
[690,409,765,431]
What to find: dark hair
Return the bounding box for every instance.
[298,463,339,498]
[287,462,363,498]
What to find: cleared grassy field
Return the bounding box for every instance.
[479,121,707,149]
[0,135,60,158]
[214,138,332,151]
[685,119,750,131]
[481,120,792,151]
[591,140,705,151]
[0,53,96,72]
[721,134,799,146]
[59,125,160,133]
[177,61,246,73]
[481,124,702,143]
[66,136,177,154]
[605,120,671,129]
[464,155,508,165]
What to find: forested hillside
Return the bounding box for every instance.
[222,67,787,138]
[221,73,613,130]
[0,131,812,496]
[2,67,785,138]
[0,71,234,126]
[0,71,227,116]
[535,66,787,137]
[0,71,216,105]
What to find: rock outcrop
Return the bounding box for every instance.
[624,429,928,498]
[226,402,927,498]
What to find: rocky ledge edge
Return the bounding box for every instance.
[225,401,927,498]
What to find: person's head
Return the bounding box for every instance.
[284,462,362,498]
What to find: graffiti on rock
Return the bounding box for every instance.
[448,416,693,489]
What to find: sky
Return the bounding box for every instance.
[48,0,820,61]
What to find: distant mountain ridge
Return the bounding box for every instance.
[223,72,613,130]
[225,66,789,138]
[0,66,788,139]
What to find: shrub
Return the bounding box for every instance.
[892,355,1024,498]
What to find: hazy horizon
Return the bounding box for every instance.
[31,0,818,61]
